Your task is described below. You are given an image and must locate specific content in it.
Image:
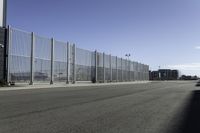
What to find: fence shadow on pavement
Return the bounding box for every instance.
[170,90,200,133]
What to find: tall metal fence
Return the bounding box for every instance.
[7,27,149,84]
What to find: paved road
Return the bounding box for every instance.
[0,81,199,133]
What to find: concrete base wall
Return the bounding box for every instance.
[0,27,6,82]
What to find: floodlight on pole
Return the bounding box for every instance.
[125,53,131,60]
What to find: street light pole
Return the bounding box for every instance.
[1,0,7,27]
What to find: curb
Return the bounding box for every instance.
[0,81,151,91]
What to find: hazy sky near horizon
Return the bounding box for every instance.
[7,0,200,76]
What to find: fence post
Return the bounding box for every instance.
[95,50,98,83]
[6,25,11,85]
[126,59,128,81]
[72,44,76,84]
[133,63,134,81]
[142,64,144,81]
[121,58,123,82]
[116,56,118,82]
[110,54,112,82]
[147,65,149,80]
[133,62,135,81]
[29,32,35,85]
[129,60,131,81]
[66,42,70,84]
[136,62,139,81]
[50,38,54,84]
[103,52,105,83]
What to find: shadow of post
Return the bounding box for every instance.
[171,90,200,133]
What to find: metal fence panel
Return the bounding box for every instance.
[122,59,128,81]
[132,62,136,81]
[111,56,117,81]
[104,54,110,81]
[138,63,141,81]
[54,40,67,82]
[117,58,122,82]
[135,62,139,81]
[130,62,134,81]
[9,28,31,82]
[97,52,104,82]
[34,35,51,82]
[76,48,94,81]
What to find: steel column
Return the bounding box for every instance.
[103,52,105,83]
[116,56,118,82]
[6,25,11,84]
[95,50,98,83]
[2,0,7,27]
[66,42,70,84]
[110,54,112,82]
[129,60,131,81]
[121,58,123,82]
[29,32,35,85]
[72,44,76,84]
[50,38,54,84]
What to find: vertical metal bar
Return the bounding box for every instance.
[141,64,143,81]
[103,52,105,83]
[136,62,138,81]
[139,63,141,81]
[95,50,98,83]
[144,65,145,80]
[138,63,140,81]
[142,64,143,80]
[138,63,139,81]
[110,54,112,82]
[116,56,118,82]
[66,42,70,84]
[146,65,148,80]
[145,65,147,80]
[50,38,54,84]
[141,63,142,81]
[29,32,35,85]
[143,64,144,80]
[126,59,128,81]
[72,44,76,84]
[128,60,130,81]
[129,61,130,81]
[3,0,7,27]
[133,62,135,81]
[121,58,123,82]
[129,60,131,81]
[147,65,148,80]
[6,25,11,84]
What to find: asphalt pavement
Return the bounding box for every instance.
[0,81,199,133]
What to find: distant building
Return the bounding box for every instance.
[179,75,198,80]
[149,69,179,80]
[149,71,159,80]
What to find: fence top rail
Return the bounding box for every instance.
[11,27,32,34]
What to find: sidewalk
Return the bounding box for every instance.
[0,81,151,91]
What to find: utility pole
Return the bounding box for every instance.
[0,0,7,27]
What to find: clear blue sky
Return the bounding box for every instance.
[7,0,200,76]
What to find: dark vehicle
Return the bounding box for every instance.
[196,80,200,86]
